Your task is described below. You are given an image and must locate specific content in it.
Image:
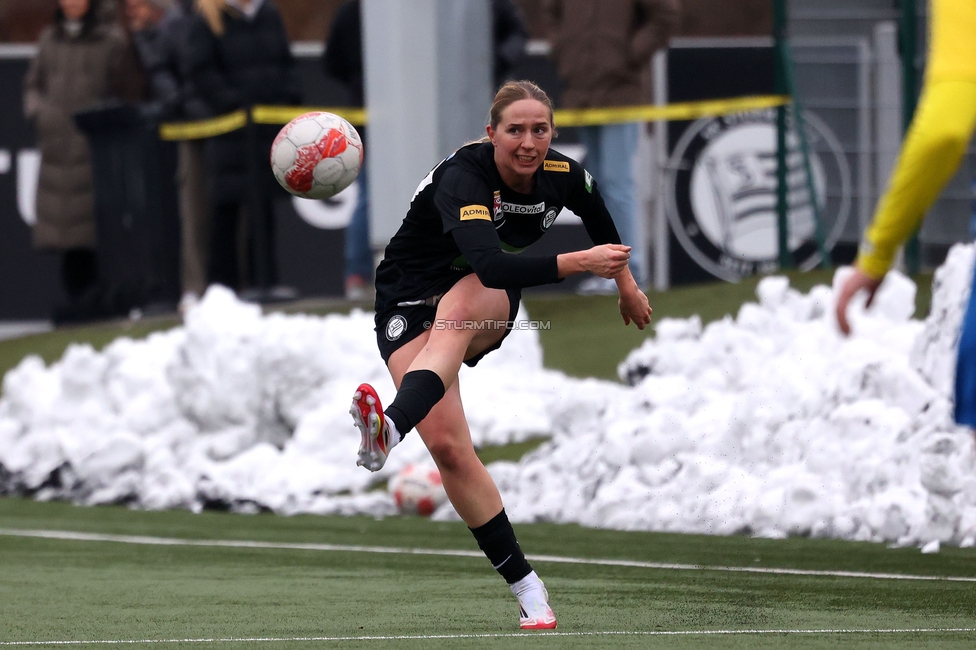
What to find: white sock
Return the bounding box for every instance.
[384,417,402,449]
[509,570,544,599]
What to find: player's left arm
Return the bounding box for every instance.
[563,159,652,329]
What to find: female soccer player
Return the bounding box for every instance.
[350,80,652,629]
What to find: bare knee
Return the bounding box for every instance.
[425,436,476,474]
[435,302,477,329]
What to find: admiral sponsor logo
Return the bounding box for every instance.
[584,169,594,193]
[501,201,545,215]
[385,315,407,341]
[541,207,559,230]
[543,160,570,172]
[664,109,851,281]
[459,204,491,221]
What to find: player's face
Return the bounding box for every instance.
[488,99,553,190]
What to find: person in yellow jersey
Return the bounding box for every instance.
[835,0,976,426]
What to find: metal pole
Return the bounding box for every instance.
[900,0,921,274]
[773,0,791,269]
[781,51,832,269]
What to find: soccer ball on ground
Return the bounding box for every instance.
[270,111,363,200]
[389,464,448,517]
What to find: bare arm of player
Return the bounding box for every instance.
[556,245,652,330]
[614,266,653,330]
[556,243,631,278]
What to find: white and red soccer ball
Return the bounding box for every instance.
[270,111,363,200]
[389,464,448,517]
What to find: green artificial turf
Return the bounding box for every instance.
[0,498,974,649]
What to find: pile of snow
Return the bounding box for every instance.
[0,288,553,516]
[500,245,976,547]
[1,244,975,547]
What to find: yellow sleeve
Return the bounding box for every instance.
[857,0,976,279]
[926,0,976,84]
[857,80,976,279]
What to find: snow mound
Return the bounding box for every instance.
[1,244,975,548]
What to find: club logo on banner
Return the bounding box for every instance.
[665,109,851,281]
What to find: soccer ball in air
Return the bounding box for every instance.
[389,464,448,517]
[270,111,363,200]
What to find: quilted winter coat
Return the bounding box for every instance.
[23,18,142,250]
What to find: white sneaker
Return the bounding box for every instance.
[350,383,392,472]
[511,571,557,630]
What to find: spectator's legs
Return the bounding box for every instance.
[208,202,240,290]
[248,196,278,288]
[60,247,98,298]
[177,140,210,302]
[578,123,643,285]
[577,125,604,189]
[602,122,642,284]
[345,167,373,298]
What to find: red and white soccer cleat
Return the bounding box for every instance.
[350,383,391,472]
[516,581,557,630]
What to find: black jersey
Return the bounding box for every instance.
[374,141,621,315]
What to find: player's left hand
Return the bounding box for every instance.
[835,267,883,335]
[617,278,652,330]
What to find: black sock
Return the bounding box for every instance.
[385,369,445,435]
[469,509,532,584]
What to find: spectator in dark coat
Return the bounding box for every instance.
[185,0,301,295]
[23,0,144,323]
[126,0,183,119]
[492,0,529,88]
[125,0,212,313]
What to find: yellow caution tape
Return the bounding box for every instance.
[158,95,789,141]
[552,95,791,126]
[158,109,248,141]
[250,105,367,126]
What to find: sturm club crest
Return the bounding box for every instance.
[665,109,851,281]
[386,315,407,341]
[541,207,559,231]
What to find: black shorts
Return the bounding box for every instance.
[375,287,521,368]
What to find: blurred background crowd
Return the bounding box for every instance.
[2,0,767,325]
[0,1,970,328]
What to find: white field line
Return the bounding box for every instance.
[2,629,976,646]
[2,527,975,584]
